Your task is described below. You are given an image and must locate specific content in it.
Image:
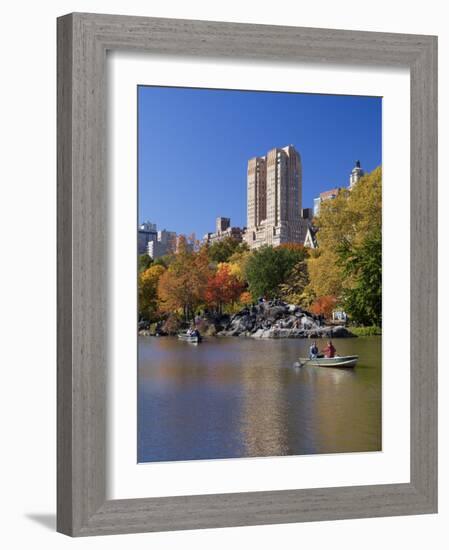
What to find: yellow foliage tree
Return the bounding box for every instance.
[227,249,251,282]
[138,264,166,320]
[307,166,382,302]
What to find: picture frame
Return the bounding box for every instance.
[57,12,437,536]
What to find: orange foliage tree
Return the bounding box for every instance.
[239,291,253,306]
[204,263,245,314]
[309,295,338,319]
[157,237,211,320]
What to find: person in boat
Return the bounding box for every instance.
[309,341,319,359]
[323,340,336,358]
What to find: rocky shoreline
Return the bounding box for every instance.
[216,301,354,339]
[139,300,355,339]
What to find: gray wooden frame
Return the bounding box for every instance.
[57,12,438,537]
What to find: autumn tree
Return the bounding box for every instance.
[157,237,211,320]
[278,260,309,305]
[204,263,245,314]
[307,166,382,325]
[207,237,245,263]
[227,247,251,282]
[239,291,253,306]
[153,255,173,269]
[309,295,338,319]
[313,167,381,253]
[306,249,344,298]
[138,264,166,321]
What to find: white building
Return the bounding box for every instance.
[349,160,364,189]
[147,229,177,259]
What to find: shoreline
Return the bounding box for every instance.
[138,326,357,339]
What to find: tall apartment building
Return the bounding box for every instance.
[245,145,304,249]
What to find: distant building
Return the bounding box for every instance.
[349,160,364,189]
[313,197,322,218]
[244,145,304,250]
[312,160,365,217]
[139,221,157,232]
[138,221,158,254]
[147,229,177,259]
[216,217,230,233]
[301,208,314,222]
[313,187,341,217]
[203,217,244,245]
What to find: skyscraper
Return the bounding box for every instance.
[245,145,304,249]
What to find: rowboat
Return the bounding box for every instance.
[297,355,358,368]
[178,332,202,344]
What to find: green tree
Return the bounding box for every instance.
[138,253,153,273]
[208,237,247,263]
[153,255,173,269]
[244,245,307,299]
[339,229,382,326]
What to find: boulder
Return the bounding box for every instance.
[215,300,355,338]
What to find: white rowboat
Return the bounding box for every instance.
[297,355,359,368]
[178,333,202,344]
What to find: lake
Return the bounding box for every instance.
[138,335,381,462]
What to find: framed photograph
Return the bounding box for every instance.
[57,13,437,536]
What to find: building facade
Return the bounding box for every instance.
[244,145,305,250]
[203,217,244,245]
[312,160,364,217]
[313,188,341,217]
[138,221,158,254]
[349,160,364,189]
[147,229,177,259]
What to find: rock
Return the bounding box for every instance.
[213,300,355,339]
[264,305,287,322]
[304,325,355,338]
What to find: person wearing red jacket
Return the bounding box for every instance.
[323,340,336,358]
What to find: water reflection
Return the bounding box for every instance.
[138,336,381,462]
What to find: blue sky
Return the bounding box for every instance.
[138,86,381,238]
